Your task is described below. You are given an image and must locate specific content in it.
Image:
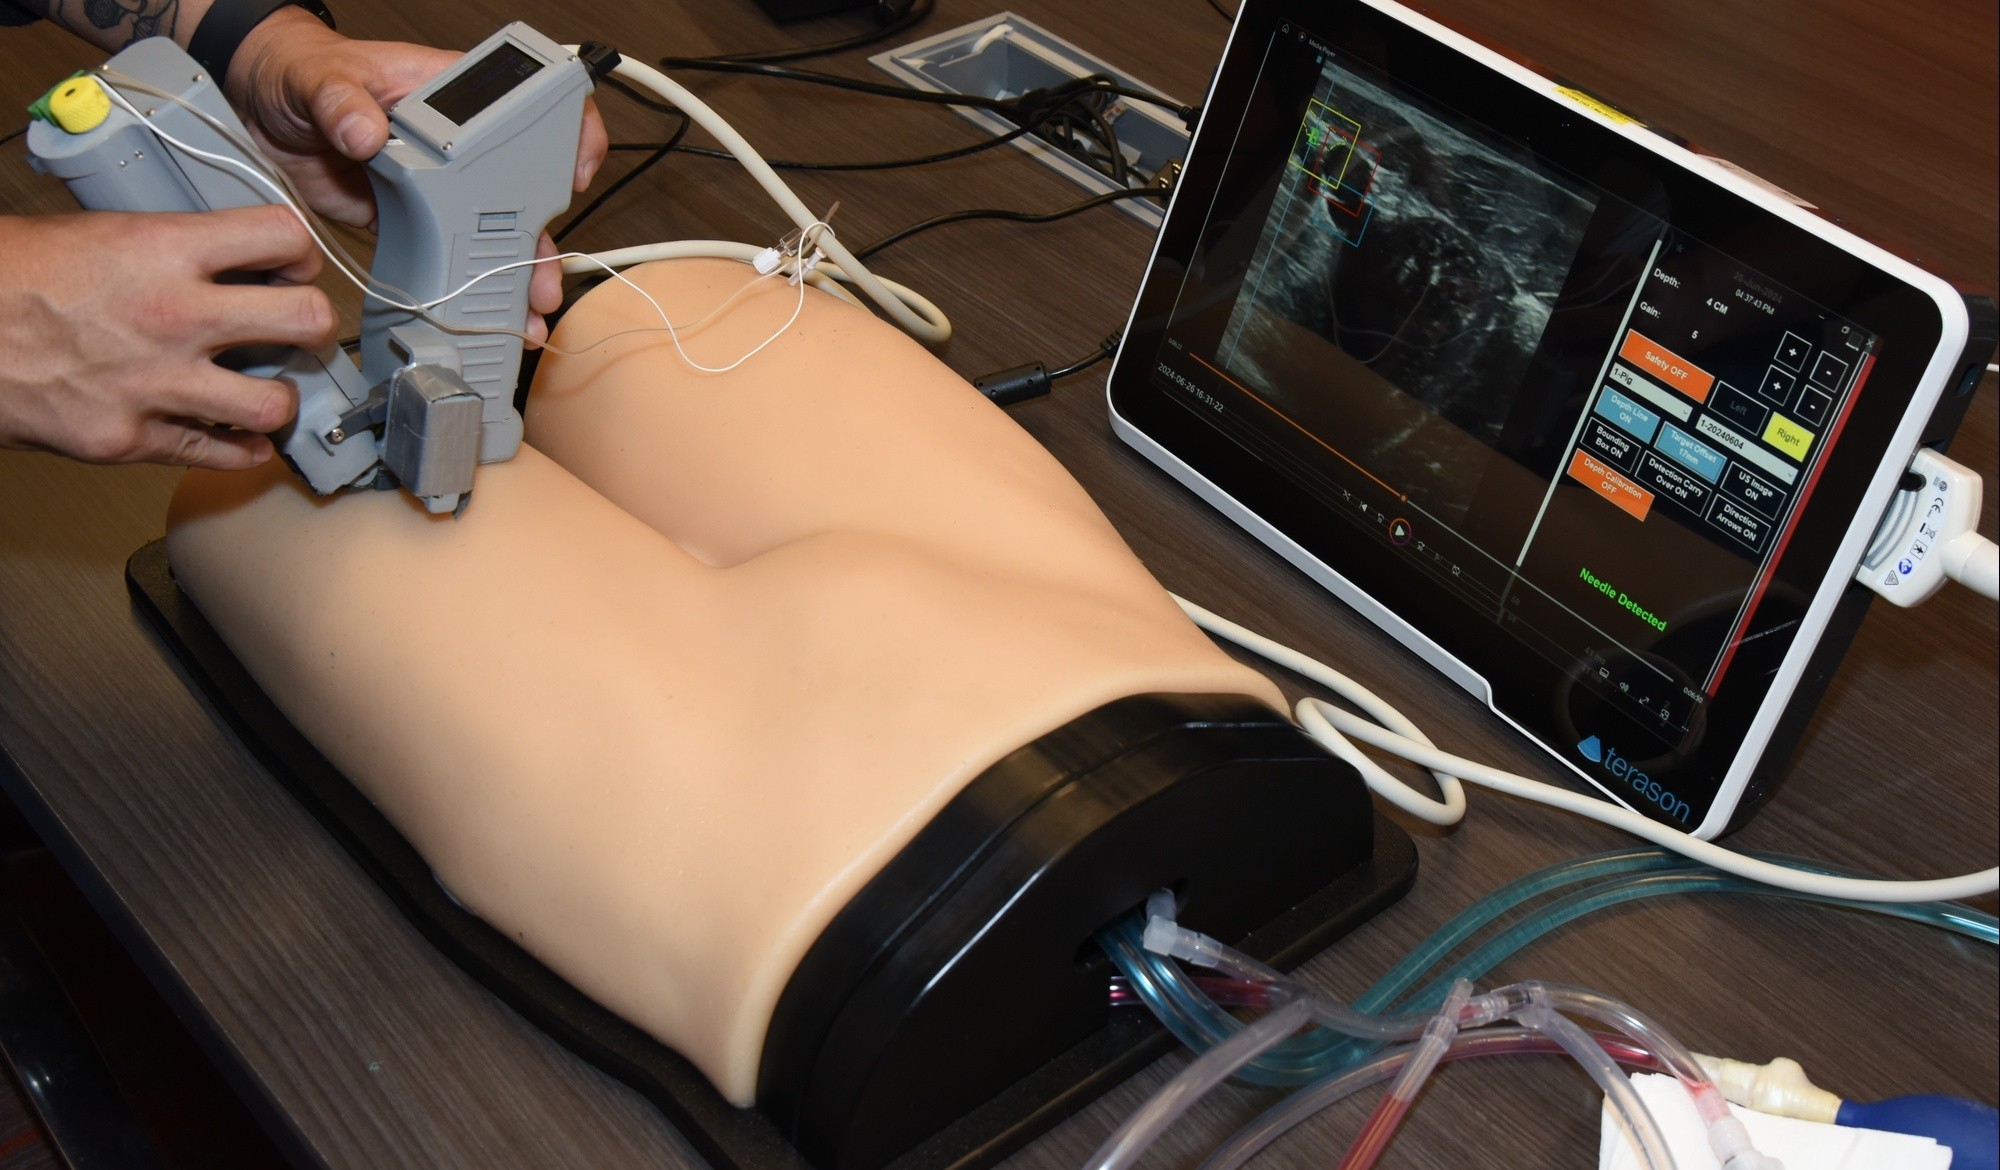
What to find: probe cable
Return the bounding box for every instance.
[1170,594,1998,903]
[582,52,951,343]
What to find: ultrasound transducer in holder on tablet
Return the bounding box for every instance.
[1108,0,1997,838]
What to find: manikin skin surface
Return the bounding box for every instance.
[165,257,1284,1106]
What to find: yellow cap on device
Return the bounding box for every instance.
[40,74,113,134]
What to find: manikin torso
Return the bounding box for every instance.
[165,258,1283,1105]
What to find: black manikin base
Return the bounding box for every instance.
[127,539,1416,1170]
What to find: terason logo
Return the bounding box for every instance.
[1573,734,1690,823]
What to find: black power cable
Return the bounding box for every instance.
[974,333,1122,406]
[681,0,936,66]
[0,124,25,148]
[852,185,1167,260]
[553,109,693,243]
[653,58,1197,126]
[1048,334,1123,380]
[613,109,1036,172]
[604,69,1177,185]
[1069,101,1129,184]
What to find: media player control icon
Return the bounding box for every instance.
[1389,517,1413,546]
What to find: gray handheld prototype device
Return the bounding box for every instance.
[26,23,592,513]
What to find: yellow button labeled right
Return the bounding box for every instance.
[1762,412,1814,462]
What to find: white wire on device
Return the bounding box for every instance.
[103,69,942,360]
[98,78,830,373]
[563,241,947,331]
[1171,594,1999,904]
[581,52,952,345]
[99,82,383,292]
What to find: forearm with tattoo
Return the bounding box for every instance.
[16,0,218,54]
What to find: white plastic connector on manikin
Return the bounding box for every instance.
[1858,447,1999,604]
[1694,1054,1841,1124]
[1142,890,1228,968]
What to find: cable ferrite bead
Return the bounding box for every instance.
[974,363,1052,407]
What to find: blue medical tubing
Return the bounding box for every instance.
[1387,868,2000,1017]
[1348,847,1681,1015]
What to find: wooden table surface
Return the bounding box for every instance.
[1,0,1993,1167]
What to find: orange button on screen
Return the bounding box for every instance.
[1618,330,1715,404]
[1567,450,1655,520]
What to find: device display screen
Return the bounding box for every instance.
[1112,1,1948,828]
[426,42,544,127]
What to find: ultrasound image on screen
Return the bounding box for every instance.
[1216,62,1596,521]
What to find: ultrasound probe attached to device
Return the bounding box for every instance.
[25,23,593,514]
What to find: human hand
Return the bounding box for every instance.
[224,10,611,340]
[0,206,333,469]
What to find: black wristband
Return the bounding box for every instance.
[188,0,335,86]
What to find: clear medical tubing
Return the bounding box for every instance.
[1516,982,1776,1170]
[1530,982,1705,1087]
[1080,998,1315,1170]
[1108,976,1272,1008]
[1119,919,1776,1165]
[1098,919,1499,1086]
[1100,850,1999,1082]
[1202,950,1474,1044]
[1515,991,1678,1170]
[1195,1028,1664,1170]
[1104,957,1693,1170]
[1332,979,1474,1170]
[1111,914,1732,1167]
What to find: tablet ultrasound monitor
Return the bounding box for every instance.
[1108,0,1991,836]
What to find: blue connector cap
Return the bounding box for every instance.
[1837,1095,1998,1170]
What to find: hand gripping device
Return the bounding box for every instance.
[26,24,592,513]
